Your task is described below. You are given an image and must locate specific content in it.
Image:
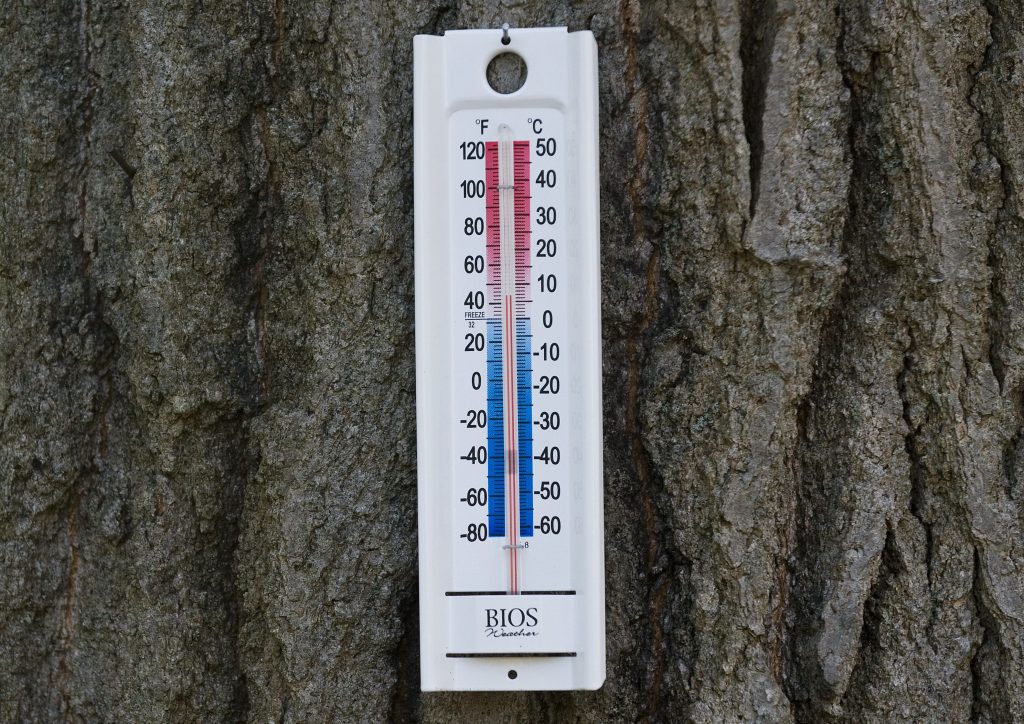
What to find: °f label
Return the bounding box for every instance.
[414,26,603,692]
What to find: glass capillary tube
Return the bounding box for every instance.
[498,124,520,594]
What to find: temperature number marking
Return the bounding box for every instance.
[536,481,561,500]
[461,488,488,506]
[461,523,488,542]
[460,141,485,160]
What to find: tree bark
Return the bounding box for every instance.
[2,1,1022,721]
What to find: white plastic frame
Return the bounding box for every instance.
[414,26,603,691]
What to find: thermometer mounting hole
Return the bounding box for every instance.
[487,52,527,94]
[507,669,518,680]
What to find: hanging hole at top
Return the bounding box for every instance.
[501,22,511,45]
[487,52,527,94]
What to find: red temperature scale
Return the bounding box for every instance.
[413,26,603,691]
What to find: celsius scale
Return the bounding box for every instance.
[414,25,604,691]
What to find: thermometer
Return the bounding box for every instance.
[414,26,603,691]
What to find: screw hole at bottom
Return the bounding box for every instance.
[507,669,518,680]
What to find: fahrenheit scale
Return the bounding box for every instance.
[414,26,603,691]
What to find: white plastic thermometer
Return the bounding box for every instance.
[414,26,603,691]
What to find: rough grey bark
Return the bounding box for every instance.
[1,0,1022,722]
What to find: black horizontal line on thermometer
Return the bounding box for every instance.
[446,652,578,658]
[444,591,577,596]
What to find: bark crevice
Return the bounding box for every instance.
[897,336,934,588]
[739,0,778,218]
[388,589,421,723]
[618,2,689,719]
[970,546,1011,723]
[971,0,1011,394]
[54,0,120,712]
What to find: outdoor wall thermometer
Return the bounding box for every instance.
[414,26,604,691]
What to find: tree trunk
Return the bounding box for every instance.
[2,1,1022,721]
